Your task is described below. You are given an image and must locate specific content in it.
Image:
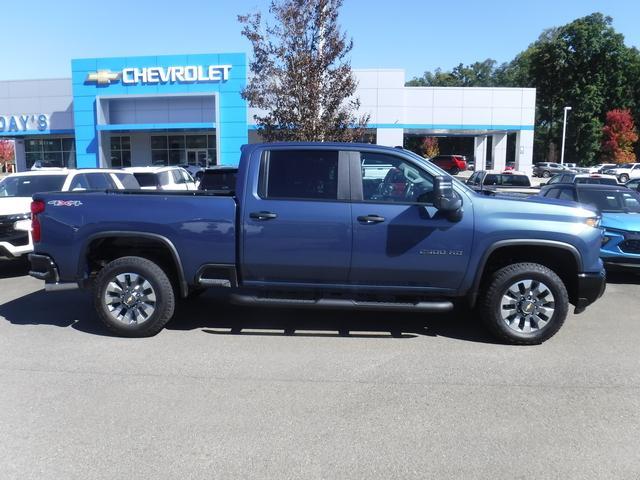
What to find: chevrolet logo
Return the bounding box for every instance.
[85,70,121,85]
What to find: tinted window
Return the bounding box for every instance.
[547,175,561,185]
[577,189,640,213]
[181,170,194,183]
[0,175,67,197]
[69,174,90,190]
[159,171,173,186]
[114,173,140,189]
[360,152,434,204]
[543,188,560,199]
[557,188,577,202]
[575,177,618,186]
[86,173,116,190]
[484,174,499,185]
[133,173,160,188]
[199,170,238,192]
[264,150,338,200]
[500,175,530,187]
[171,169,185,184]
[467,172,479,185]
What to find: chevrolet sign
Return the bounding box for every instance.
[85,65,232,86]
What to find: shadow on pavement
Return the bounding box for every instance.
[0,257,30,279]
[0,288,500,344]
[0,288,111,336]
[170,291,500,344]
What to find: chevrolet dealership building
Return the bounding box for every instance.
[0,52,536,174]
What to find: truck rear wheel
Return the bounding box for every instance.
[93,256,175,337]
[480,262,568,345]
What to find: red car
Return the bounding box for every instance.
[429,155,468,175]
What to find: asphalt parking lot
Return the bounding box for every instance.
[0,259,639,479]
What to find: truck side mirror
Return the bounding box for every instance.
[433,175,463,221]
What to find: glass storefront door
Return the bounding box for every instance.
[186,149,208,167]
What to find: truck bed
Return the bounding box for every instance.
[33,190,237,286]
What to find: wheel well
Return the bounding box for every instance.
[477,245,579,304]
[84,236,187,296]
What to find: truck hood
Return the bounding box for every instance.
[0,197,32,216]
[473,191,598,221]
[601,212,640,233]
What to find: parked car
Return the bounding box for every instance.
[603,163,640,183]
[124,166,196,191]
[532,162,571,178]
[466,170,536,196]
[504,162,516,171]
[587,163,616,174]
[543,173,619,186]
[0,169,138,258]
[29,143,605,345]
[538,183,640,269]
[197,167,238,194]
[625,178,640,193]
[429,155,468,175]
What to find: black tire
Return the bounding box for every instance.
[450,167,460,176]
[542,170,551,178]
[480,262,569,345]
[619,174,629,183]
[93,256,175,337]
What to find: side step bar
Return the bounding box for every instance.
[229,294,453,313]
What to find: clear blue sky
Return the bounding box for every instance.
[2,0,639,81]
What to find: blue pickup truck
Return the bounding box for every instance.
[28,143,606,344]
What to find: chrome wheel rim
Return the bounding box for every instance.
[500,279,555,333]
[104,272,156,325]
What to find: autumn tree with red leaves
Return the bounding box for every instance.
[0,140,14,169]
[421,137,439,158]
[601,109,638,164]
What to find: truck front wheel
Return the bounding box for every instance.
[480,262,569,345]
[93,256,175,337]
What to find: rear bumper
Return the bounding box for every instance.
[574,269,606,314]
[28,253,78,291]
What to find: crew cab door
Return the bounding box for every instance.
[348,150,474,291]
[241,148,352,285]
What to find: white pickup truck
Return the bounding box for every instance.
[0,169,138,257]
[604,163,640,183]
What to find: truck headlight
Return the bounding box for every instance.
[14,219,32,232]
[584,217,601,228]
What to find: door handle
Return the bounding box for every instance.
[250,211,278,221]
[357,214,385,224]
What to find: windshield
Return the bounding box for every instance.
[0,175,66,197]
[133,173,159,188]
[617,164,633,169]
[577,189,640,213]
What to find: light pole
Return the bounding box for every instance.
[560,106,572,165]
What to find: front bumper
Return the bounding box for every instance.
[28,253,78,291]
[574,269,606,314]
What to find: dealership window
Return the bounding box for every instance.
[110,136,131,167]
[25,138,76,169]
[150,134,216,167]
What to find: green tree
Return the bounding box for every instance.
[407,13,640,165]
[238,0,368,142]
[406,59,498,87]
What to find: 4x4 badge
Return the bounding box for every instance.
[47,200,83,207]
